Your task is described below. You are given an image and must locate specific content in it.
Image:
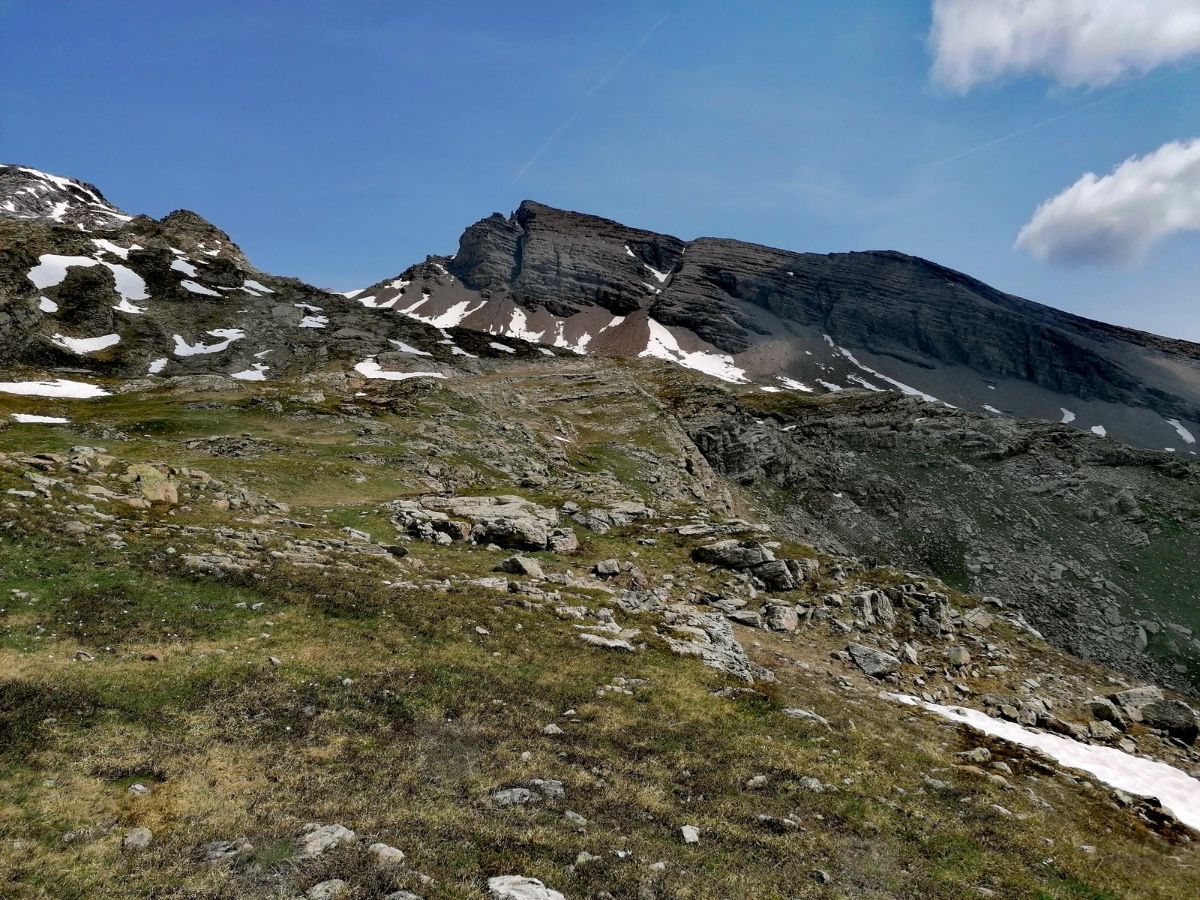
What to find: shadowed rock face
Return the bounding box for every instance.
[450,200,687,318]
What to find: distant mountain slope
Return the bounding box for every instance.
[430,201,1200,455]
[1,166,1197,454]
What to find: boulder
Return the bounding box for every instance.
[846,642,901,677]
[1140,699,1198,744]
[753,559,797,591]
[496,556,544,578]
[1110,686,1163,712]
[763,602,799,632]
[692,540,774,570]
[127,464,178,505]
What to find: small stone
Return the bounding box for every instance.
[487,875,566,900]
[128,783,151,796]
[680,825,700,844]
[957,747,991,765]
[368,841,406,865]
[542,723,564,736]
[307,880,350,900]
[122,827,153,851]
[267,655,283,666]
[564,810,588,826]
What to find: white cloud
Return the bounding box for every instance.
[931,0,1200,92]
[1015,137,1200,265]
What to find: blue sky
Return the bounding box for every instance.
[2,0,1196,339]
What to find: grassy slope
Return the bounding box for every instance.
[0,368,1197,898]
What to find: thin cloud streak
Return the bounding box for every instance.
[508,14,669,189]
[929,65,1193,168]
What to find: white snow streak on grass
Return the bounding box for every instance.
[51,333,121,354]
[10,413,70,424]
[353,361,447,381]
[0,379,110,398]
[173,328,245,356]
[887,693,1200,833]
[640,318,748,384]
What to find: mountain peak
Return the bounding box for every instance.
[0,164,131,231]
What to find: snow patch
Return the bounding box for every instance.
[231,364,269,381]
[27,254,100,288]
[38,296,58,313]
[1166,419,1196,444]
[170,258,198,277]
[147,358,168,375]
[983,404,1002,415]
[298,315,329,329]
[243,279,274,294]
[51,332,121,354]
[639,319,748,383]
[91,239,141,260]
[173,328,245,356]
[1090,425,1107,438]
[817,380,844,393]
[886,694,1200,833]
[10,413,69,424]
[0,378,110,398]
[778,376,814,393]
[1060,408,1077,425]
[489,341,516,354]
[354,361,448,381]
[180,280,222,297]
[389,339,432,357]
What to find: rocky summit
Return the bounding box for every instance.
[1,165,1200,899]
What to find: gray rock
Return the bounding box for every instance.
[487,875,567,900]
[1140,699,1198,744]
[368,842,406,865]
[680,824,701,844]
[307,880,350,900]
[201,838,253,863]
[1110,686,1163,711]
[783,708,832,729]
[578,633,636,652]
[497,555,544,578]
[846,642,901,677]
[763,601,799,632]
[122,827,153,851]
[592,558,621,578]
[692,540,774,570]
[297,823,356,857]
